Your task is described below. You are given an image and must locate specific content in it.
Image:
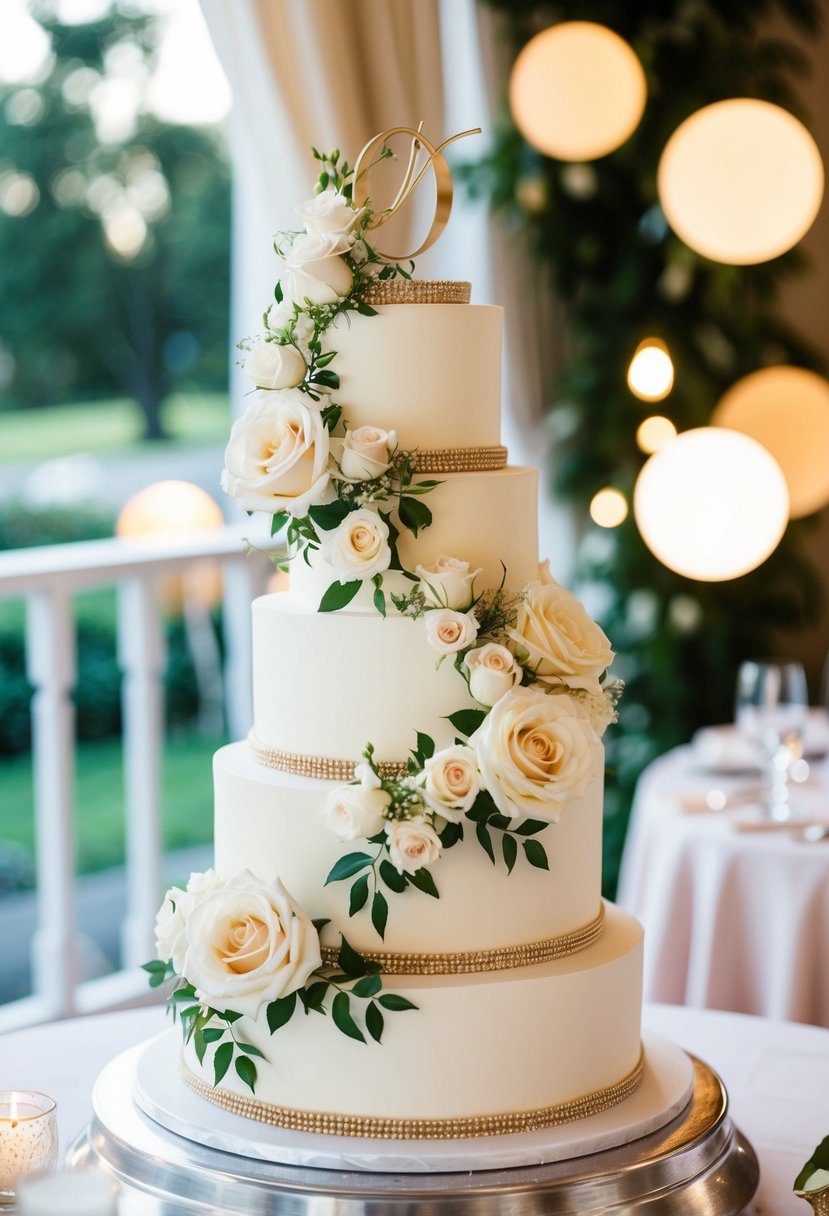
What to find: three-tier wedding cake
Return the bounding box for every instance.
[147,129,646,1141]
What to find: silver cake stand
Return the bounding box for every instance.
[68,1048,759,1215]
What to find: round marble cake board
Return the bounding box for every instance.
[130,1028,693,1174]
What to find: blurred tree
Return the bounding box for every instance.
[0,2,230,438]
[468,0,825,893]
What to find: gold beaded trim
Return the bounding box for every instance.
[248,733,407,781]
[181,1046,644,1139]
[413,445,508,473]
[360,279,471,305]
[319,905,605,975]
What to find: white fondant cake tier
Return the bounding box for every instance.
[288,466,540,609]
[328,304,503,450]
[214,740,604,954]
[181,903,643,1128]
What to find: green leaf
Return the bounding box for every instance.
[325,852,373,884]
[366,1001,384,1043]
[274,280,283,302]
[235,1055,257,1093]
[514,819,549,836]
[148,970,168,988]
[476,821,495,865]
[502,833,518,875]
[379,859,407,893]
[315,351,337,368]
[378,993,417,1011]
[332,992,366,1042]
[312,917,331,933]
[446,708,487,737]
[397,496,433,537]
[236,1042,266,1059]
[302,981,329,1012]
[319,579,362,612]
[219,1010,244,1024]
[338,936,367,977]
[308,500,350,531]
[416,731,435,760]
[408,867,439,899]
[202,1028,225,1044]
[349,873,370,916]
[373,585,386,617]
[439,821,463,849]
[523,839,550,870]
[489,814,512,831]
[270,510,289,537]
[795,1136,829,1191]
[266,992,297,1033]
[356,301,378,316]
[194,1027,208,1066]
[213,1041,233,1087]
[311,368,340,390]
[352,973,382,998]
[371,890,389,939]
[141,959,169,974]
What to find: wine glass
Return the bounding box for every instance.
[735,659,808,821]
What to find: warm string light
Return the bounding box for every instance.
[509,21,646,161]
[627,339,674,402]
[589,488,628,528]
[636,416,677,454]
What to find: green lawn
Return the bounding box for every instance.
[1,732,222,884]
[0,393,230,462]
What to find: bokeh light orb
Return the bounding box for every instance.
[509,21,647,161]
[627,338,674,401]
[633,428,789,581]
[636,415,677,454]
[589,487,628,528]
[713,366,829,518]
[658,99,824,265]
[117,480,224,536]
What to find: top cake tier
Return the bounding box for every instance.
[327,300,503,451]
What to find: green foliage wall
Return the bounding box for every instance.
[470,0,825,891]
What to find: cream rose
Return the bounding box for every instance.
[339,426,396,481]
[244,341,306,390]
[416,555,482,610]
[421,745,481,821]
[181,870,321,1018]
[508,578,614,696]
[221,389,330,517]
[470,688,599,823]
[464,643,521,707]
[266,299,293,333]
[321,507,391,583]
[424,608,480,655]
[296,186,362,237]
[284,232,353,305]
[386,817,442,875]
[325,784,390,841]
[155,884,188,972]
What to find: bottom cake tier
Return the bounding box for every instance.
[181,903,644,1138]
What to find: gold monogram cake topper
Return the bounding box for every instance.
[352,122,481,261]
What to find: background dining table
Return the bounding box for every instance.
[0,1001,827,1215]
[617,741,829,1026]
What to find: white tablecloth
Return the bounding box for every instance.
[617,746,829,1025]
[0,1003,827,1215]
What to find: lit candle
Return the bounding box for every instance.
[0,1091,58,1200]
[17,1167,118,1215]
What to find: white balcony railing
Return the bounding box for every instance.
[0,528,277,1032]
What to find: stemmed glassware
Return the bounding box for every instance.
[735,659,808,821]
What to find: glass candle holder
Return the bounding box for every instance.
[0,1092,58,1205]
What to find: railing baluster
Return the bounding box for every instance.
[221,558,260,741]
[118,575,165,970]
[26,586,78,1018]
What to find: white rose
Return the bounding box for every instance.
[386,817,442,875]
[339,426,396,481]
[508,578,614,696]
[325,784,390,841]
[424,608,480,655]
[186,869,224,899]
[296,186,362,237]
[266,299,293,332]
[320,507,391,583]
[464,643,521,707]
[421,745,481,821]
[244,341,306,390]
[538,558,554,585]
[416,555,482,610]
[155,884,188,971]
[471,688,599,823]
[221,389,330,518]
[180,870,321,1018]
[284,232,353,305]
[354,761,382,791]
[293,312,315,357]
